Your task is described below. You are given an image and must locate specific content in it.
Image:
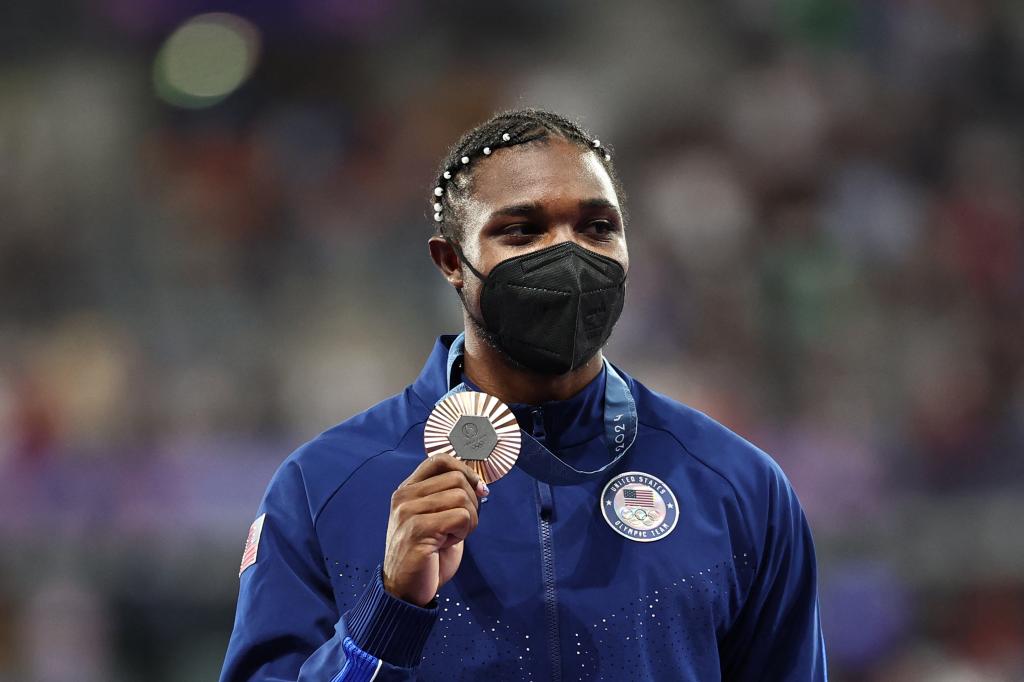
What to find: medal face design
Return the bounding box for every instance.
[425,391,521,484]
[601,471,679,542]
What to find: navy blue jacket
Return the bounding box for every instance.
[220,334,827,681]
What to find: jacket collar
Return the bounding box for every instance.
[410,334,461,408]
[411,334,606,450]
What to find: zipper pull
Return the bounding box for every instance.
[530,406,547,441]
[530,407,554,521]
[537,479,554,521]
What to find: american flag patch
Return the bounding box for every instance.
[239,513,266,577]
[623,487,656,508]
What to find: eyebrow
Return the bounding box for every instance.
[487,197,620,221]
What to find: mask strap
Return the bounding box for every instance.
[444,236,488,282]
[445,236,492,331]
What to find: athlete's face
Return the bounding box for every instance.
[429,136,629,315]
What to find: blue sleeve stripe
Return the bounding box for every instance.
[330,637,382,682]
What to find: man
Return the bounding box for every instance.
[220,108,827,681]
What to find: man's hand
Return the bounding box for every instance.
[382,454,489,607]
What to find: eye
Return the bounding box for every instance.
[502,223,541,237]
[584,219,617,237]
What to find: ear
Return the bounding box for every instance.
[428,235,464,289]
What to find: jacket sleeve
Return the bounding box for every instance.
[720,465,828,681]
[219,459,438,682]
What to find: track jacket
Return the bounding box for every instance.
[220,333,827,681]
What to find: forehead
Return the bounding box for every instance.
[461,136,618,217]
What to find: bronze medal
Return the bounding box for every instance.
[424,391,521,484]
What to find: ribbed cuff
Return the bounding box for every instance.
[333,637,380,681]
[343,565,438,668]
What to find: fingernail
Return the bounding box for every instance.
[477,481,490,497]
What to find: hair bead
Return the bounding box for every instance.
[433,202,442,211]
[483,147,491,155]
[434,186,443,197]
[461,156,470,164]
[604,153,611,161]
[434,212,442,222]
[443,171,451,180]
[593,139,600,147]
[502,133,511,141]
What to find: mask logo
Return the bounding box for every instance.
[601,472,678,542]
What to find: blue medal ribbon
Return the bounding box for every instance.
[437,332,638,485]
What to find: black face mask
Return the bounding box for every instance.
[450,239,627,375]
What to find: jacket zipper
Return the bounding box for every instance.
[531,407,562,682]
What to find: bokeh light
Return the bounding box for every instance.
[153,13,260,109]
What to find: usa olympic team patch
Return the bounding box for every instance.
[601,472,678,542]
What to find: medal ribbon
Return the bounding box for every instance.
[437,332,638,485]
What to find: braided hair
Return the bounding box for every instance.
[429,107,627,243]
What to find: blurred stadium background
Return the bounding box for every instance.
[1,1,1023,680]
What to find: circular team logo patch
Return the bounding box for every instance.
[601,471,679,542]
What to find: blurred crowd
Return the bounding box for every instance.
[0,1,1022,680]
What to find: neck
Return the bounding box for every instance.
[460,325,603,406]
